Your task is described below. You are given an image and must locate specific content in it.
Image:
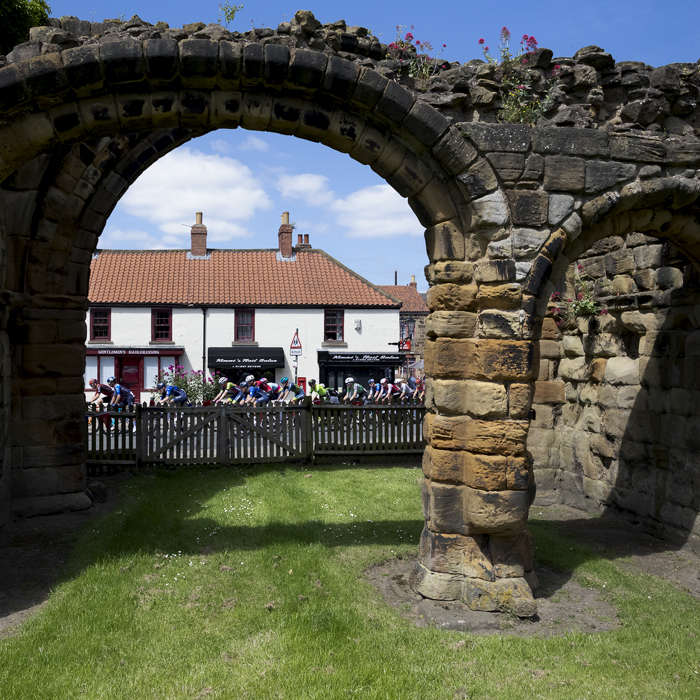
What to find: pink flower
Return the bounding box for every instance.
[577,293,584,300]
[522,34,529,40]
[404,32,414,41]
[415,39,420,45]
[577,264,583,270]
[478,38,485,45]
[522,58,528,63]
[484,46,489,51]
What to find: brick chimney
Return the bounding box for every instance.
[409,274,417,289]
[191,212,207,257]
[278,211,293,258]
[295,232,311,251]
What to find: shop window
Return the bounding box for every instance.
[324,309,344,341]
[152,308,172,341]
[90,308,110,341]
[235,309,255,342]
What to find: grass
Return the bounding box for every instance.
[0,464,699,699]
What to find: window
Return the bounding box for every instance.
[235,309,255,342]
[152,308,172,341]
[90,308,110,341]
[324,309,344,341]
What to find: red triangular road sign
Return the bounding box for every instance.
[290,331,302,350]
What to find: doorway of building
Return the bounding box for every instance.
[117,357,142,402]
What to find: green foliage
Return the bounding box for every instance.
[479,27,560,124]
[217,1,243,28]
[551,264,610,329]
[152,364,222,403]
[0,0,51,55]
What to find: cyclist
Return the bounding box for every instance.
[87,378,113,407]
[343,377,367,404]
[246,381,270,407]
[156,382,188,407]
[279,377,305,404]
[110,382,135,409]
[377,377,395,404]
[213,376,240,404]
[308,379,328,403]
[366,378,379,403]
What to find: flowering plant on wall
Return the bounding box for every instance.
[152,365,222,403]
[550,265,609,329]
[479,27,560,124]
[388,25,448,80]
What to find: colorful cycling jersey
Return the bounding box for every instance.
[267,383,281,397]
[224,382,239,397]
[347,383,365,396]
[315,386,328,401]
[165,386,187,401]
[248,386,268,399]
[94,383,114,397]
[256,380,271,393]
[282,383,303,395]
[114,384,132,398]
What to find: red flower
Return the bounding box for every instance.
[522,34,529,40]
[404,32,414,41]
[484,46,489,51]
[443,43,446,47]
[522,58,528,63]
[478,38,485,45]
[415,39,421,45]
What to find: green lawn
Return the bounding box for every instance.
[1,465,699,699]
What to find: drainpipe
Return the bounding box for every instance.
[202,307,208,375]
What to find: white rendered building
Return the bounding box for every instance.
[85,213,404,401]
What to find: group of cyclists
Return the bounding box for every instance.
[87,373,426,410]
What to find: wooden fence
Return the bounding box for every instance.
[85,401,426,473]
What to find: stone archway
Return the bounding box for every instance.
[1,12,699,616]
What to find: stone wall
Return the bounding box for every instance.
[530,233,700,553]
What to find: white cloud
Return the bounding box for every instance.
[98,227,170,249]
[208,139,230,154]
[239,135,270,152]
[116,147,273,244]
[331,185,423,238]
[275,172,335,207]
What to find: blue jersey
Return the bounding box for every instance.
[114,384,132,398]
[165,386,187,401]
[248,386,267,399]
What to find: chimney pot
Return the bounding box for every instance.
[298,234,303,245]
[303,234,309,246]
[196,212,203,225]
[409,274,417,289]
[278,212,293,258]
[282,211,290,225]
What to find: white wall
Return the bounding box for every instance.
[86,305,399,387]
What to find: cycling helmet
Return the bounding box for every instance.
[309,379,316,386]
[89,378,98,385]
[368,379,375,385]
[395,377,403,384]
[245,374,255,383]
[219,377,228,386]
[157,382,166,390]
[239,381,248,389]
[280,377,289,384]
[344,377,354,385]
[107,376,116,385]
[380,378,387,384]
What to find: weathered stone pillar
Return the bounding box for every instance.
[8,294,91,517]
[411,258,539,617]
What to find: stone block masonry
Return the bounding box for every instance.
[1,9,700,615]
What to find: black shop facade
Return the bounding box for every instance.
[317,351,406,391]
[207,347,286,382]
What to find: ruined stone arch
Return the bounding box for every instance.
[2,14,700,616]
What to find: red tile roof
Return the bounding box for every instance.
[377,285,429,314]
[88,249,401,308]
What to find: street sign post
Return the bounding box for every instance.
[290,329,302,383]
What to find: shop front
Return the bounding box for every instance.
[317,351,406,392]
[207,347,286,382]
[85,347,185,401]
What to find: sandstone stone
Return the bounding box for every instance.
[582,333,626,357]
[489,531,534,577]
[419,528,495,580]
[509,382,533,419]
[512,228,549,259]
[462,576,537,617]
[591,358,608,384]
[479,310,521,339]
[425,220,465,262]
[426,283,478,311]
[585,160,636,193]
[465,420,528,455]
[506,190,549,227]
[538,359,550,381]
[474,260,516,283]
[559,357,591,381]
[655,266,683,290]
[430,379,467,415]
[457,158,499,200]
[423,446,461,483]
[621,311,655,333]
[476,283,522,309]
[469,191,509,229]
[429,261,475,284]
[428,481,466,534]
[633,243,663,269]
[409,562,464,600]
[486,152,524,181]
[533,381,565,404]
[544,156,585,192]
[605,249,634,275]
[464,380,508,418]
[548,194,575,225]
[565,382,579,403]
[425,311,478,338]
[464,487,530,535]
[463,452,508,491]
[11,492,91,517]
[604,356,640,385]
[515,262,532,282]
[539,340,561,359]
[561,212,582,239]
[562,335,584,356]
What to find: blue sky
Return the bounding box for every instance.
[49,0,700,291]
